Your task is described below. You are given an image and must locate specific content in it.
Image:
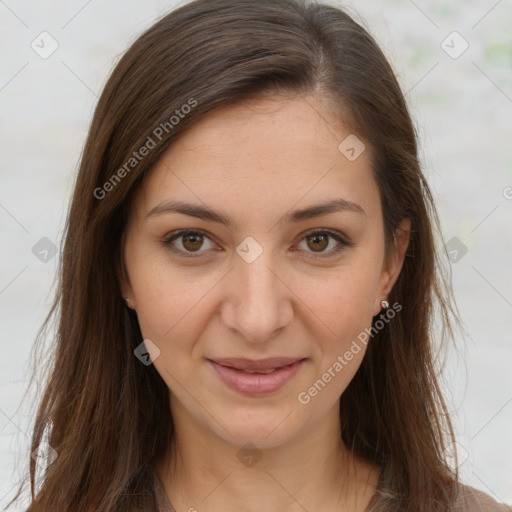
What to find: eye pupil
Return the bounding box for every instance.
[183,233,203,251]
[307,234,328,252]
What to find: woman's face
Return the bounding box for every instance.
[122,94,408,449]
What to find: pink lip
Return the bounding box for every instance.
[208,358,306,396]
[210,356,303,372]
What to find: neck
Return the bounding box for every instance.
[155,404,380,512]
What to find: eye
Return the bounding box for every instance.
[296,229,351,257]
[163,229,217,257]
[163,228,352,259]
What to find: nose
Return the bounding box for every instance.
[219,245,293,344]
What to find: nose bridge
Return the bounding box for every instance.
[223,238,292,343]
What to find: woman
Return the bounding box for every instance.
[10,0,511,510]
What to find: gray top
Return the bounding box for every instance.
[153,470,176,512]
[152,469,512,511]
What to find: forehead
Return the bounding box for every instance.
[133,95,381,226]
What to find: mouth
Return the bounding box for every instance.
[207,357,307,396]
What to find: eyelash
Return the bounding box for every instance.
[162,228,352,259]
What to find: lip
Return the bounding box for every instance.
[210,357,304,372]
[208,357,307,397]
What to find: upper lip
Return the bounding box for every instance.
[209,357,305,371]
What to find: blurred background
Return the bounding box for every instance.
[1,0,511,508]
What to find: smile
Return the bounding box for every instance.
[207,358,307,396]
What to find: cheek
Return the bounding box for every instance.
[130,266,218,385]
[292,264,381,342]
[124,242,199,339]
[288,259,382,405]
[291,275,378,411]
[133,269,219,341]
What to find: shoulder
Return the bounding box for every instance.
[453,484,512,511]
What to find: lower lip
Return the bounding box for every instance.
[208,359,306,397]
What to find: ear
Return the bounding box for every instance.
[373,218,411,315]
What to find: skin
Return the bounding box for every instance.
[121,92,410,512]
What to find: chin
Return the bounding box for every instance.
[208,404,303,449]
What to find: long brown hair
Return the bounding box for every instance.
[10,0,461,510]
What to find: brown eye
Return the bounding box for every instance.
[164,230,216,257]
[306,233,329,252]
[182,233,204,252]
[296,229,351,258]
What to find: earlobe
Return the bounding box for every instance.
[120,279,135,310]
[123,296,135,310]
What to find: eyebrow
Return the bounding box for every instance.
[146,198,365,227]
